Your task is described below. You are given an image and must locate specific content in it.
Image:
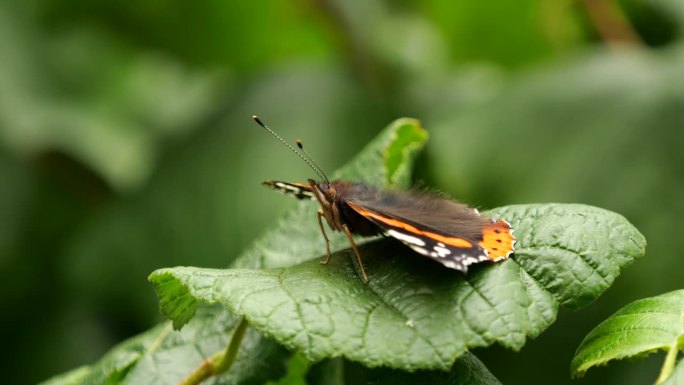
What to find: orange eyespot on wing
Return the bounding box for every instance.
[478,219,516,261]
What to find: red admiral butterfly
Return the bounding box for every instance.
[253,116,515,283]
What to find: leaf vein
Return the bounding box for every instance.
[524,245,610,286]
[366,285,445,365]
[277,270,313,356]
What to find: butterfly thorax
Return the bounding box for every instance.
[309,180,383,236]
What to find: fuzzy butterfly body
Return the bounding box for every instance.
[263,180,515,275]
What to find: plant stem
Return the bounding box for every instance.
[582,0,643,47]
[655,342,680,385]
[179,317,249,385]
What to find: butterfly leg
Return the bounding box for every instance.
[317,209,333,264]
[342,224,369,283]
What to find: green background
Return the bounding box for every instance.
[1,0,681,384]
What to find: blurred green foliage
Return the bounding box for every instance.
[1,0,683,384]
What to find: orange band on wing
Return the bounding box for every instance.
[347,202,474,249]
[478,219,516,261]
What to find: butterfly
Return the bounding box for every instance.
[253,116,515,283]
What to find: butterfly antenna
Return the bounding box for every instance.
[252,115,328,182]
[296,139,329,184]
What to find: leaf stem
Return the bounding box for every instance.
[655,341,680,384]
[657,313,684,385]
[179,317,249,385]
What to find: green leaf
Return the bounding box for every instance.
[571,289,684,380]
[488,204,646,310]
[43,118,428,384]
[150,203,645,371]
[444,353,502,385]
[368,352,502,385]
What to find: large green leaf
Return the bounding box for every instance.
[151,202,645,370]
[41,118,428,384]
[571,289,684,381]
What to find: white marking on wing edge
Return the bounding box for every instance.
[284,185,301,192]
[433,245,451,258]
[464,256,480,265]
[409,245,430,256]
[387,229,426,246]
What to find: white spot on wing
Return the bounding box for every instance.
[409,245,430,256]
[433,245,451,258]
[387,229,426,247]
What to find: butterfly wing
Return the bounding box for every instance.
[479,218,516,261]
[262,181,314,200]
[346,200,514,272]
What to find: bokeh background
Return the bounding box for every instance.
[1,0,682,384]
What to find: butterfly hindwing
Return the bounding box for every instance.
[479,219,516,261]
[346,201,491,272]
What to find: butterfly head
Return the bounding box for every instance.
[309,179,336,201]
[309,179,346,231]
